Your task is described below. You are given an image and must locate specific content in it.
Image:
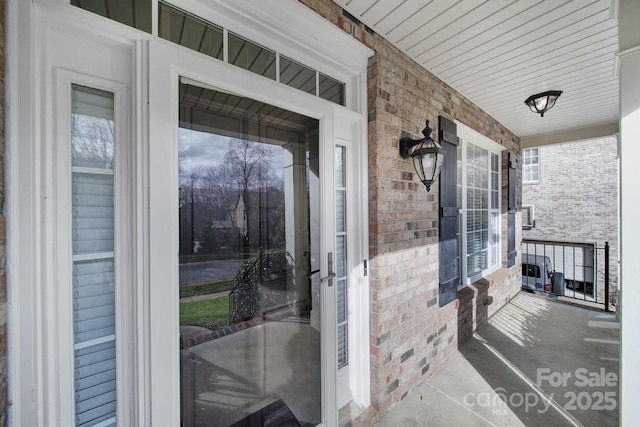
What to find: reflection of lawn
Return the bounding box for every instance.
[180,296,230,330]
[180,280,234,298]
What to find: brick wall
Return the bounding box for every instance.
[522,137,619,304]
[0,0,6,424]
[299,1,522,424]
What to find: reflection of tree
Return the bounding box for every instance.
[71,114,115,169]
[225,139,275,249]
[225,139,275,194]
[179,138,285,255]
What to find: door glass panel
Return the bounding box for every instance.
[71,84,117,427]
[280,56,316,95]
[72,0,152,33]
[158,2,224,61]
[319,73,345,105]
[178,80,321,427]
[228,32,277,80]
[157,2,345,106]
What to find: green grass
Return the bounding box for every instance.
[179,252,257,264]
[179,279,235,298]
[180,296,230,330]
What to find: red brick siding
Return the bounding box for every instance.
[302,1,523,425]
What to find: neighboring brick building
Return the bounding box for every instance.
[522,137,619,305]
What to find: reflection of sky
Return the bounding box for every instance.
[179,128,229,178]
[178,128,285,181]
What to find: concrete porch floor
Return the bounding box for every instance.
[376,291,620,427]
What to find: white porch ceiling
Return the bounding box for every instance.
[333,0,619,140]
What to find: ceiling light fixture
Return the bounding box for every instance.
[524,90,563,117]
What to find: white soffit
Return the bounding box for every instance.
[333,0,619,140]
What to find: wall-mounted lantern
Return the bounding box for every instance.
[400,120,445,192]
[524,90,563,117]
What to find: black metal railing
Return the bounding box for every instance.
[522,239,611,311]
[228,249,290,324]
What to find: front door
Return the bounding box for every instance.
[177,79,325,427]
[148,40,339,426]
[14,2,370,425]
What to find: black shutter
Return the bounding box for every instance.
[507,152,517,267]
[438,116,460,307]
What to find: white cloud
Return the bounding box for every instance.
[178,127,286,183]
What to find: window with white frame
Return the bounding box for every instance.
[523,148,540,182]
[522,204,535,228]
[457,123,504,284]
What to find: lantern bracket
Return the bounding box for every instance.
[400,121,434,158]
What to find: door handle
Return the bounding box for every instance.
[320,272,336,283]
[320,252,336,286]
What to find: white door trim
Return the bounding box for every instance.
[7,7,139,424]
[7,1,371,425]
[148,37,340,425]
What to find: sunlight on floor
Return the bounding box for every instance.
[586,314,621,347]
[487,293,551,347]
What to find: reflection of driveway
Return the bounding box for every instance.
[179,260,243,286]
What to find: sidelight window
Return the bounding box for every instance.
[71,84,117,427]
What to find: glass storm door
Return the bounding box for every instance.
[176,80,325,427]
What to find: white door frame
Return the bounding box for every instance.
[148,37,340,425]
[6,3,142,425]
[7,1,372,425]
